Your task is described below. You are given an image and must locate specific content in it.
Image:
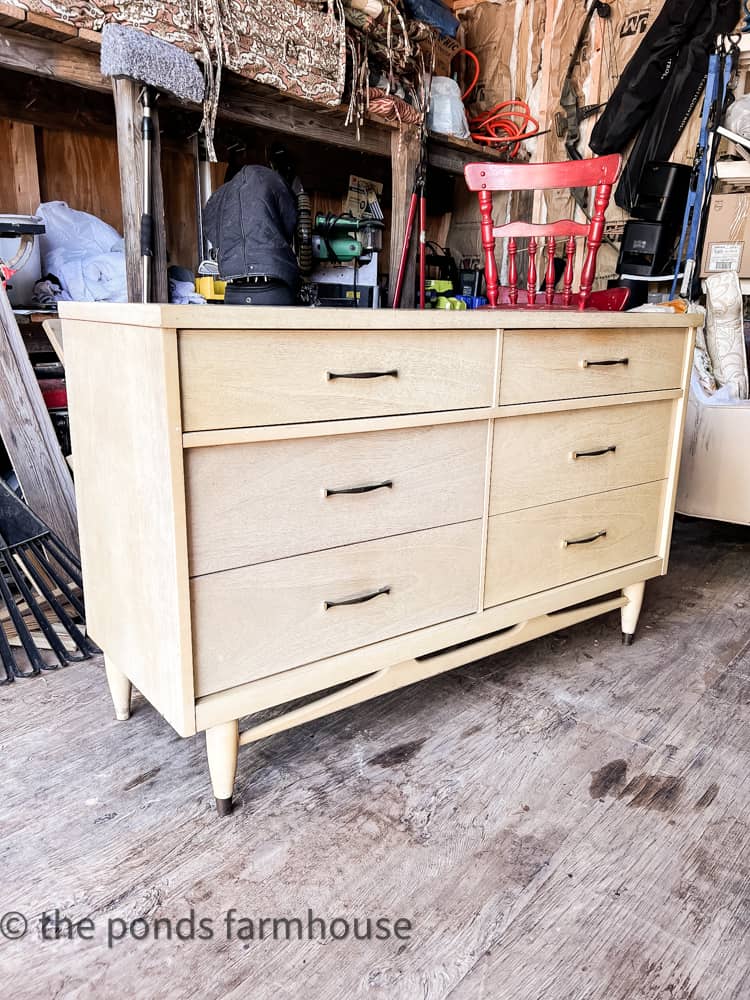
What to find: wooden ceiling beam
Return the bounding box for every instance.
[0,25,501,173]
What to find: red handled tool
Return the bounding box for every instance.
[392,141,427,309]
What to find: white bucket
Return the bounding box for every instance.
[0,214,43,307]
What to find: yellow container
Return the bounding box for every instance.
[195,276,227,301]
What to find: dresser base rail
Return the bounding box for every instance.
[203,588,634,816]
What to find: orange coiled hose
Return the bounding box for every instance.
[469,100,542,156]
[451,49,541,158]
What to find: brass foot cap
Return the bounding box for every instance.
[215,797,234,817]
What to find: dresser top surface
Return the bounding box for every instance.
[59,303,701,332]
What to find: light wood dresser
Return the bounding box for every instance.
[60,304,698,815]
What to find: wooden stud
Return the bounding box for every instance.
[388,127,421,308]
[8,120,40,215]
[150,103,169,304]
[112,78,143,303]
[112,78,167,303]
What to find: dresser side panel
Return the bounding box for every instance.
[63,319,195,736]
[659,326,698,565]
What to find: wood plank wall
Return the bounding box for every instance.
[0,119,40,216]
[0,116,230,275]
[37,129,123,231]
[0,113,390,283]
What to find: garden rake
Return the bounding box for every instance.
[0,479,96,684]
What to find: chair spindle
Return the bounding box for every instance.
[508,237,518,306]
[563,235,576,307]
[545,236,556,306]
[527,236,537,306]
[478,188,500,307]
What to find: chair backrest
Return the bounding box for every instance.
[464,155,622,310]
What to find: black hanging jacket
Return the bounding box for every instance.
[589,0,741,210]
[204,165,299,288]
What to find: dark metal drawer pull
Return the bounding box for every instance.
[325,480,393,497]
[324,585,391,610]
[563,529,607,548]
[572,445,617,460]
[326,369,399,380]
[581,357,629,368]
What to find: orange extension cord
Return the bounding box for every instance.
[451,48,542,158]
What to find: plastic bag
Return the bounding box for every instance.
[427,77,470,139]
[36,202,127,302]
[725,93,750,140]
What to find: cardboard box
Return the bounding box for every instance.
[701,192,750,277]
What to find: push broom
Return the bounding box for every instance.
[101,24,205,302]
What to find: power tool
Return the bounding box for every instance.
[312,213,384,263]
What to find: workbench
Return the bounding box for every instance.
[60,303,698,815]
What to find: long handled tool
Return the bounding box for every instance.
[0,479,96,684]
[140,86,154,303]
[101,25,205,302]
[392,136,428,309]
[671,36,738,299]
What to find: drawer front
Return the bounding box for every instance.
[186,421,487,576]
[485,481,665,608]
[490,400,674,514]
[499,328,686,404]
[192,520,482,695]
[179,330,496,431]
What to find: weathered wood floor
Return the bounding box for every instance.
[2,516,749,999]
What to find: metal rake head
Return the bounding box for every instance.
[0,479,96,684]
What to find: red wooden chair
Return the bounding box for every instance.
[464,155,624,311]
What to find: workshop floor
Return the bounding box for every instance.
[2,516,749,1000]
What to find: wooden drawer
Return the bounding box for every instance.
[186,421,487,576]
[179,330,496,431]
[485,481,665,608]
[499,328,685,404]
[490,400,674,514]
[192,520,482,696]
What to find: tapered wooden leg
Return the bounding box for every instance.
[105,657,132,721]
[206,720,239,817]
[621,582,646,645]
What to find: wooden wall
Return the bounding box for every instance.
[0,110,391,281]
[0,119,40,216]
[37,129,123,231]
